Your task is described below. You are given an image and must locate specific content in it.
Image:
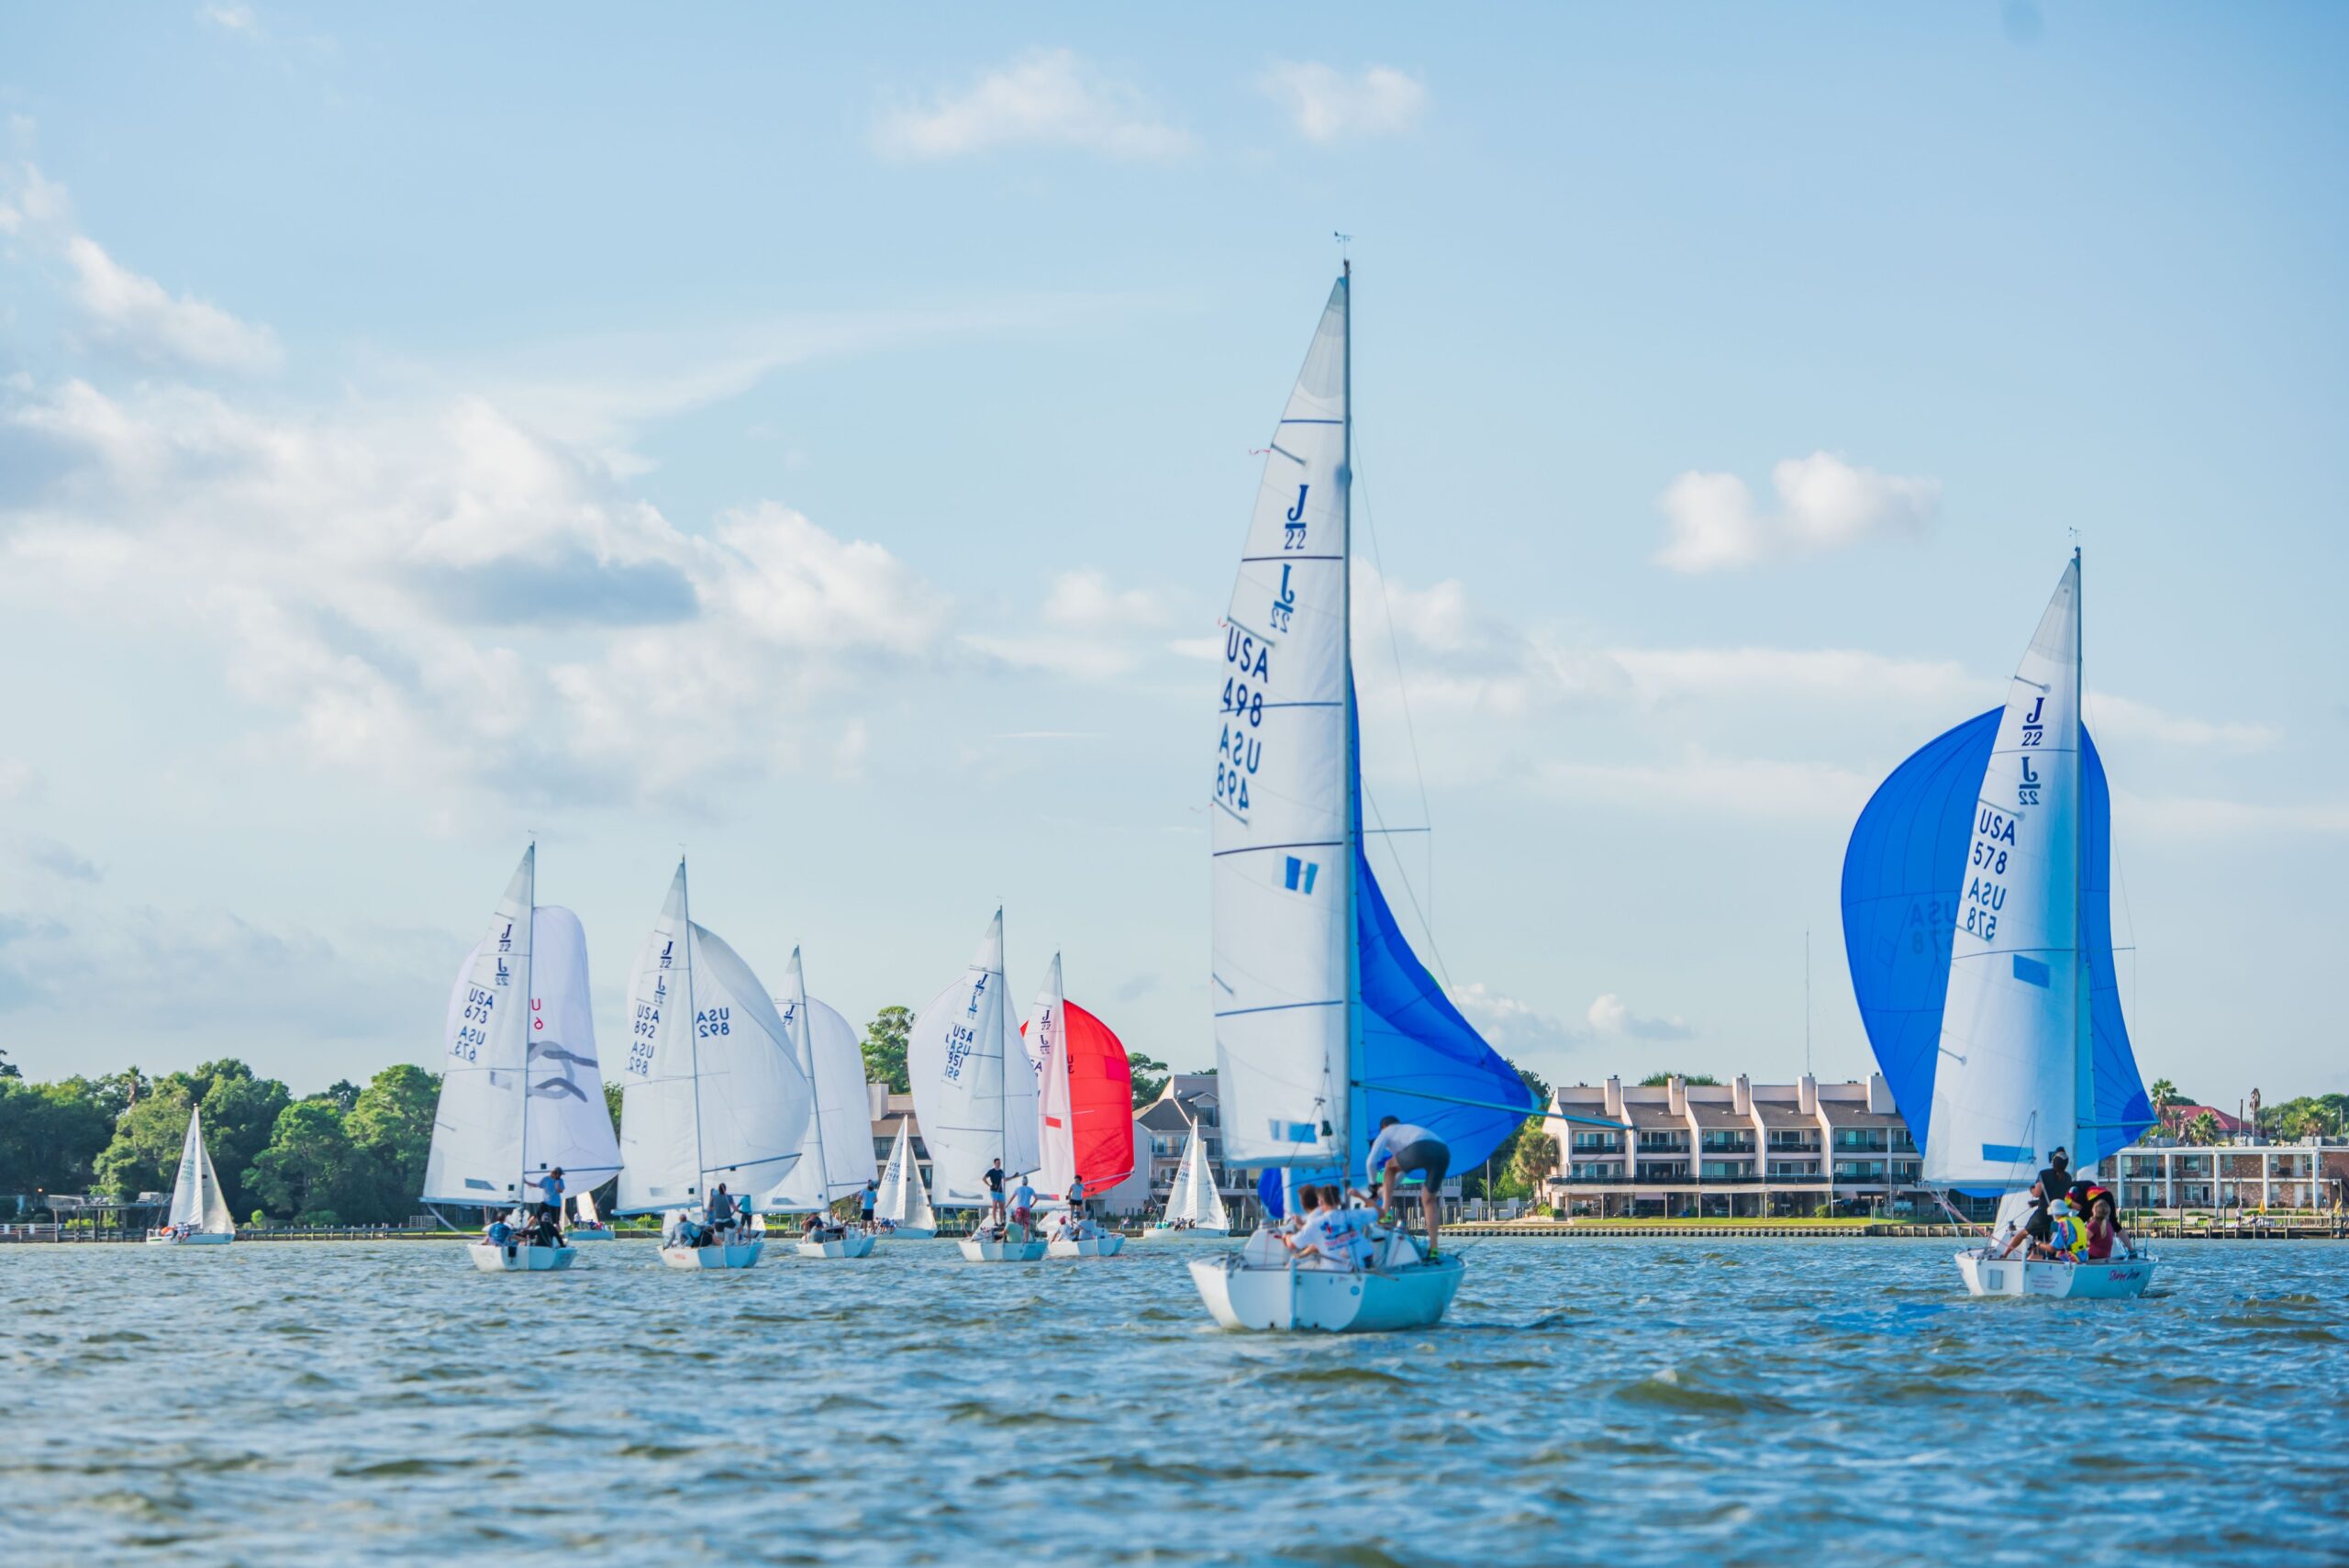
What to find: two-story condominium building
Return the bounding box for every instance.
[1543,1073,1936,1218]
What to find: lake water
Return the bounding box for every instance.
[3,1237,2343,1566]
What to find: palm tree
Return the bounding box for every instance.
[2184,1109,2221,1148]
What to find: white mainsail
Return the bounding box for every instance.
[1022,952,1078,1200]
[874,1118,937,1230]
[1163,1122,1227,1229]
[423,848,621,1207]
[166,1106,235,1232]
[1210,275,1353,1169]
[907,910,1041,1206]
[756,950,876,1212]
[615,862,812,1215]
[1927,557,2086,1188]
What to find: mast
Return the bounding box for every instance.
[682,858,705,1199]
[1339,259,1360,1180]
[518,840,536,1201]
[796,949,830,1207]
[2071,548,2093,1167]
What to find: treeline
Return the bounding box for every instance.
[0,1059,441,1226]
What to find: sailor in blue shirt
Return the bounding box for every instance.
[535,1167,566,1229]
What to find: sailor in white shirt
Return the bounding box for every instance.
[1365,1117,1452,1254]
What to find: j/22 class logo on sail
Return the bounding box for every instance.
[1216,628,1272,817]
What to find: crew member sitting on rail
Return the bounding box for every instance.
[485,1212,516,1249]
[1366,1117,1451,1255]
[2031,1198,2086,1262]
[2084,1192,2133,1261]
[1280,1185,1340,1267]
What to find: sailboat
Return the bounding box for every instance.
[1189,268,1540,1332]
[908,910,1046,1262]
[1842,551,2157,1299]
[423,846,623,1273]
[1136,1118,1229,1240]
[1018,954,1134,1257]
[871,1119,938,1240]
[145,1106,236,1246]
[615,860,813,1271]
[568,1186,614,1240]
[755,949,878,1259]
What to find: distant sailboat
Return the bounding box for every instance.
[1018,953,1134,1257]
[569,1185,613,1240]
[1842,552,2157,1298]
[908,910,1046,1262]
[756,948,878,1259]
[1189,270,1540,1331]
[615,860,812,1271]
[872,1119,937,1240]
[1141,1119,1229,1238]
[423,846,622,1273]
[145,1106,235,1246]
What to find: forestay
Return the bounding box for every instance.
[908,910,1041,1206]
[757,949,875,1211]
[1211,277,1353,1169]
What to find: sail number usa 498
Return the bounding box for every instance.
[1215,628,1271,817]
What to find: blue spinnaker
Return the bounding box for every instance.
[1841,709,2151,1167]
[1352,839,1535,1180]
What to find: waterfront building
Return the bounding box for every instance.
[2112,1140,2349,1214]
[1543,1074,1938,1219]
[1094,1074,1265,1225]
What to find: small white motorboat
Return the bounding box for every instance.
[661,1238,763,1270]
[795,1230,877,1259]
[148,1106,237,1247]
[470,1240,579,1273]
[1191,1229,1462,1332]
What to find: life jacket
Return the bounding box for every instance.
[2050,1216,2087,1256]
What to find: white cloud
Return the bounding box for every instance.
[1540,754,1878,821]
[1586,992,1693,1041]
[2114,792,2349,839]
[62,234,282,373]
[1453,982,1586,1057]
[1656,451,1939,573]
[0,759,39,803]
[963,567,1178,681]
[199,4,258,32]
[2085,693,2277,752]
[1260,61,1428,143]
[874,49,1194,162]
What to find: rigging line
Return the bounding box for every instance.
[1351,425,1452,989]
[2080,683,2143,1029]
[1363,783,1454,994]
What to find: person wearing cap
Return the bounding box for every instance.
[2032,1198,2086,1262]
[533,1167,566,1231]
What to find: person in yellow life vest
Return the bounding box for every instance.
[2034,1197,2087,1262]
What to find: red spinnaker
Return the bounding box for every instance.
[1023,999,1135,1193]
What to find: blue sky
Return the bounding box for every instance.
[1,4,2342,1112]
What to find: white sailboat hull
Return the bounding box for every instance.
[1954,1248,2154,1299]
[468,1242,578,1273]
[145,1230,233,1247]
[1048,1234,1124,1258]
[795,1233,877,1259]
[1190,1251,1465,1332]
[958,1237,1046,1262]
[1131,1225,1228,1240]
[661,1240,763,1270]
[874,1225,935,1240]
[566,1226,614,1242]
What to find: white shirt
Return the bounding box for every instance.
[1287,1210,1336,1262]
[1365,1123,1437,1178]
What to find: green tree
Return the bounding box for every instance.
[1129,1052,1170,1108]
[1505,1131,1561,1197]
[246,1099,361,1222]
[0,1045,17,1080]
[862,1006,913,1094]
[0,1077,117,1201]
[1637,1072,1720,1087]
[189,1062,291,1219]
[314,1080,362,1114]
[93,1081,198,1198]
[343,1064,440,1222]
[2182,1109,2222,1147]
[604,1080,623,1140]
[1465,1063,1553,1199]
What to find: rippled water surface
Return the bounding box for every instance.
[4,1238,2345,1566]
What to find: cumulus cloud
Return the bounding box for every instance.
[1260,61,1428,143]
[1656,451,1939,573]
[9,831,100,883]
[963,567,1179,681]
[198,4,258,33]
[1586,992,1693,1041]
[874,49,1194,161]
[1541,754,1878,821]
[62,234,282,373]
[1453,982,1586,1057]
